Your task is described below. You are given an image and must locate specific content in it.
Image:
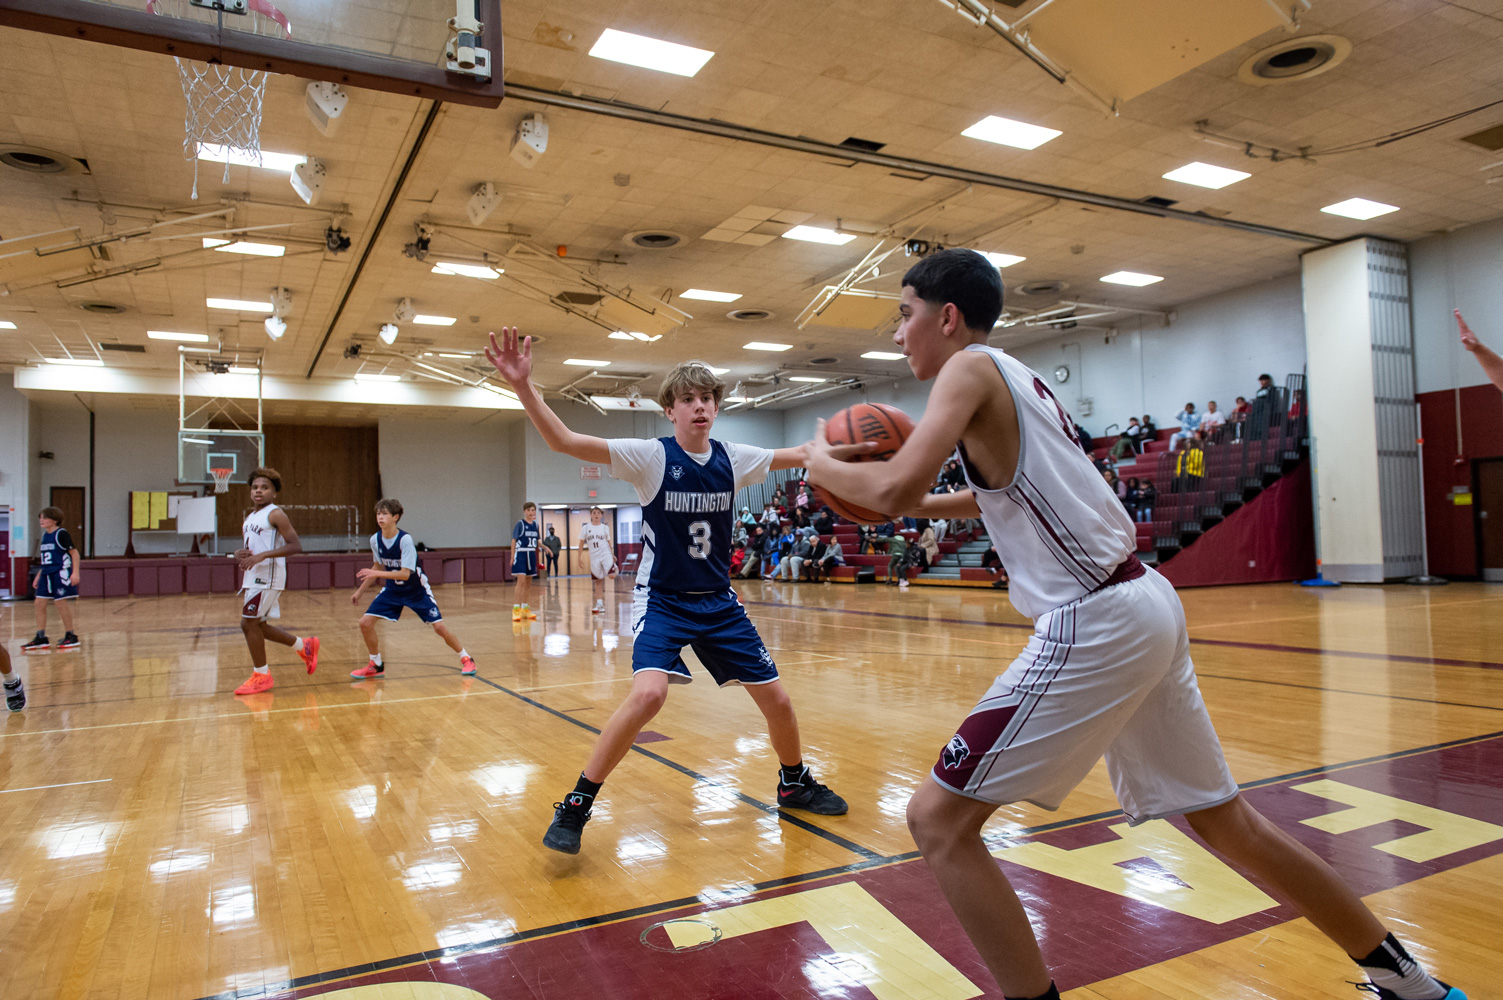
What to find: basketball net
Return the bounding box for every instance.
[147,0,292,199]
[210,467,234,494]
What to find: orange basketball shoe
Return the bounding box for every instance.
[235,672,274,695]
[297,636,320,674]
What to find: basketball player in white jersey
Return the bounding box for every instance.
[804,250,1465,1000]
[579,506,616,614]
[234,468,319,696]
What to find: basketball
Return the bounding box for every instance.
[812,402,916,524]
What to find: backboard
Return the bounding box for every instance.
[178,430,265,487]
[0,0,504,107]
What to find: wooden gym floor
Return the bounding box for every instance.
[1,576,1499,1000]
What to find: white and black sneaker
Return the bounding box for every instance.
[4,677,24,711]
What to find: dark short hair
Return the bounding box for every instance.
[375,498,404,519]
[39,506,64,523]
[901,248,1004,333]
[590,506,603,514]
[1259,373,1272,381]
[522,501,536,511]
[248,467,282,492]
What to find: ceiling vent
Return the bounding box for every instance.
[554,291,604,306]
[624,230,683,249]
[1238,35,1351,86]
[1140,196,1178,208]
[1015,281,1069,297]
[100,342,146,353]
[839,136,886,153]
[1460,123,1503,151]
[77,301,127,314]
[727,308,774,322]
[809,357,839,365]
[0,145,91,174]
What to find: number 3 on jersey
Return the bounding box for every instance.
[687,520,711,560]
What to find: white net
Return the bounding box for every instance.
[147,0,292,198]
[210,467,234,494]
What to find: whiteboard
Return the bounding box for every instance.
[175,496,218,535]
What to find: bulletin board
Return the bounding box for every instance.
[125,490,202,556]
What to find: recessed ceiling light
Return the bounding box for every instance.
[564,358,609,366]
[789,376,826,383]
[196,144,306,172]
[45,357,104,366]
[206,297,274,312]
[1162,162,1251,190]
[1100,271,1164,287]
[1320,197,1400,220]
[980,252,1026,268]
[588,28,715,77]
[0,321,16,329]
[608,331,633,340]
[353,372,401,382]
[861,351,906,361]
[708,366,729,375]
[413,314,457,326]
[227,366,259,374]
[961,115,1061,150]
[782,225,857,246]
[147,330,209,342]
[203,238,286,256]
[680,288,742,302]
[431,261,501,279]
[743,342,792,352]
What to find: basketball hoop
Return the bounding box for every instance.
[210,467,234,494]
[147,0,292,199]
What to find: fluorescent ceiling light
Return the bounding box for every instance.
[181,437,215,445]
[980,252,1026,268]
[1100,271,1164,287]
[961,115,1061,150]
[0,321,16,329]
[1321,197,1400,221]
[1161,161,1250,190]
[431,261,501,279]
[438,352,473,359]
[353,372,401,382]
[591,395,663,412]
[724,395,748,403]
[414,314,457,326]
[207,297,274,312]
[862,351,906,361]
[608,331,633,340]
[743,342,792,352]
[45,357,104,367]
[588,28,714,77]
[196,144,306,172]
[227,366,259,375]
[203,238,286,256]
[148,330,209,343]
[789,376,826,383]
[680,288,742,302]
[480,383,518,399]
[782,225,856,246]
[564,358,609,366]
[708,366,729,375]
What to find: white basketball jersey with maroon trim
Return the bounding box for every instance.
[957,344,1135,620]
[241,503,287,591]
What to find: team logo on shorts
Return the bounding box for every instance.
[758,646,775,668]
[669,465,684,481]
[940,734,970,769]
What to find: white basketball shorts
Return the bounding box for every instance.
[590,553,616,580]
[931,565,1238,824]
[240,587,283,621]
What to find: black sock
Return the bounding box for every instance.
[1006,983,1059,1000]
[779,761,809,785]
[566,773,602,810]
[1357,933,1412,974]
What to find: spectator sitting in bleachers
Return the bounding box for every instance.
[760,502,780,528]
[1231,396,1251,440]
[812,536,843,583]
[813,507,834,536]
[1074,422,1093,455]
[790,506,809,532]
[1137,480,1157,522]
[1173,437,1206,492]
[1103,467,1126,504]
[729,540,749,578]
[778,533,813,581]
[1288,389,1305,421]
[739,506,756,529]
[759,525,781,579]
[1169,402,1201,450]
[1110,417,1144,459]
[737,526,765,578]
[917,523,939,570]
[933,516,949,544]
[1200,400,1227,442]
[884,532,909,585]
[1124,476,1143,519]
[981,542,1007,589]
[1140,414,1158,441]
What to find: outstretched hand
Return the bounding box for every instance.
[1457,310,1481,353]
[484,327,532,389]
[1457,308,1503,392]
[802,419,879,482]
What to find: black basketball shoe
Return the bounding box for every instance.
[777,771,848,815]
[543,793,593,854]
[4,677,24,712]
[21,634,49,653]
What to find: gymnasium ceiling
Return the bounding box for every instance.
[1,0,1502,414]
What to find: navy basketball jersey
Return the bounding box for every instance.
[513,519,539,554]
[639,437,734,591]
[373,529,423,595]
[39,527,73,576]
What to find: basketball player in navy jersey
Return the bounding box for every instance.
[804,249,1464,1000]
[485,328,848,855]
[22,506,81,652]
[349,498,476,678]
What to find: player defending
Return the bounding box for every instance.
[580,506,617,614]
[512,502,540,621]
[485,328,847,855]
[22,507,81,652]
[350,498,476,679]
[234,468,319,695]
[803,250,1465,1000]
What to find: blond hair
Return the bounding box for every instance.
[657,360,725,411]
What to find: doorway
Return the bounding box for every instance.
[1476,458,1503,582]
[51,486,86,556]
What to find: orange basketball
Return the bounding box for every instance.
[812,402,916,524]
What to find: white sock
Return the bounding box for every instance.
[253,665,269,674]
[292,637,305,653]
[371,654,382,667]
[458,649,468,659]
[1357,936,1447,1000]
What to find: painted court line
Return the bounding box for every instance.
[0,778,113,794]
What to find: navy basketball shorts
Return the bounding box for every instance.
[363,585,442,624]
[35,573,78,600]
[512,550,537,577]
[630,586,779,687]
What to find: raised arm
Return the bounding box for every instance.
[485,327,613,464]
[1457,310,1503,392]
